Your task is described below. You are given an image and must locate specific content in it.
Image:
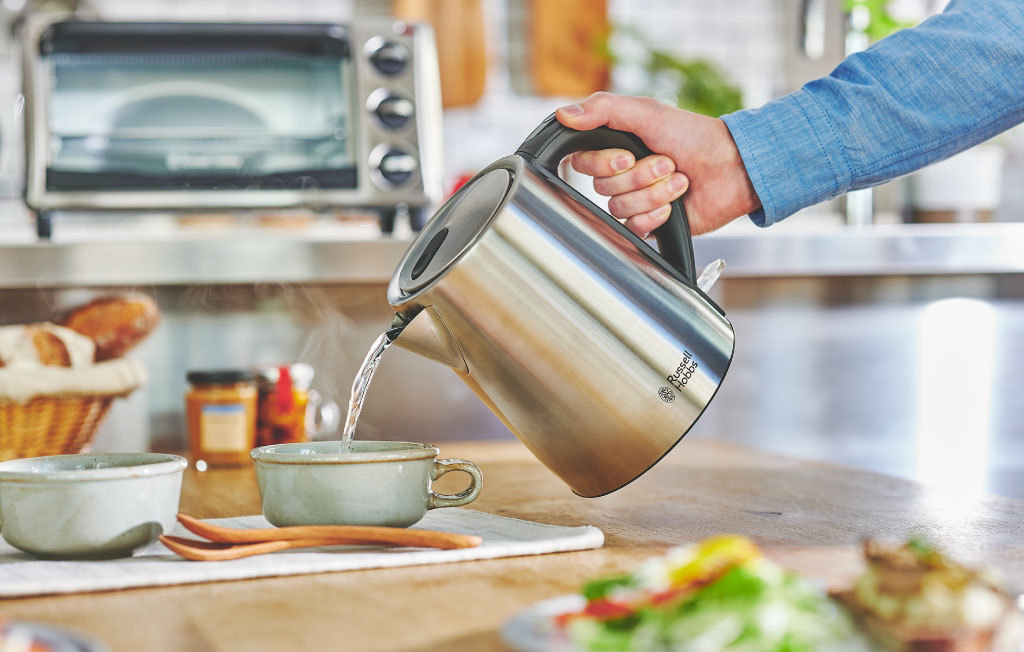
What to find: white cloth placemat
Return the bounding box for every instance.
[0,508,604,598]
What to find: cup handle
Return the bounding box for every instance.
[306,389,341,440]
[428,458,483,509]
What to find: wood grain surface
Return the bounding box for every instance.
[3,438,1022,652]
[528,0,610,97]
[392,0,487,108]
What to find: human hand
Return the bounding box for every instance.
[555,92,761,236]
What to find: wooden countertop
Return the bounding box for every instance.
[4,438,1023,652]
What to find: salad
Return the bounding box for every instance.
[558,535,873,652]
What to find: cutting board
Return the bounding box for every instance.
[392,0,488,108]
[528,0,609,97]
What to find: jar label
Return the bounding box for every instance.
[200,403,247,452]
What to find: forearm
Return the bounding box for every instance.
[722,0,1024,226]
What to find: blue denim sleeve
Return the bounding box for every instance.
[721,0,1024,227]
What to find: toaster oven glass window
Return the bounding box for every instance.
[42,24,357,192]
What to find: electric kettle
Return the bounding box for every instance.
[386,114,735,497]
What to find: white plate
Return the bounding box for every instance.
[500,594,584,652]
[2,622,105,652]
[501,594,1024,652]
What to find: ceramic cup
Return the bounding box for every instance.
[0,452,187,559]
[250,441,483,528]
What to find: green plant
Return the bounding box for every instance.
[643,50,743,118]
[845,0,915,42]
[601,28,743,118]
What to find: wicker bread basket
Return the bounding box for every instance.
[0,358,146,461]
[0,394,123,461]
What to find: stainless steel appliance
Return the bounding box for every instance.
[386,115,736,497]
[21,17,443,237]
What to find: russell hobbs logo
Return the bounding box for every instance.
[658,387,676,403]
[666,351,699,395]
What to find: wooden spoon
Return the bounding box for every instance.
[175,514,482,550]
[160,535,360,561]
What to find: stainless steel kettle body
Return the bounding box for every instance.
[387,115,735,497]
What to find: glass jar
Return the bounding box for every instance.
[185,370,258,466]
[255,364,312,447]
[255,364,340,446]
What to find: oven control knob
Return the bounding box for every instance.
[376,148,418,186]
[369,41,410,76]
[372,93,415,129]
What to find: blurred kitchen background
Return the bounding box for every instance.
[1,0,1023,500]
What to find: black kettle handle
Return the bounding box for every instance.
[515,112,697,285]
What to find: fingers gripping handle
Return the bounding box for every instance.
[516,112,697,284]
[428,458,483,509]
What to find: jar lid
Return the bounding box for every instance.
[186,369,256,385]
[256,363,315,390]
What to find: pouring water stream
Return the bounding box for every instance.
[340,324,405,450]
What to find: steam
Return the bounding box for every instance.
[277,284,387,441]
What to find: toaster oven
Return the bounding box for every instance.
[22,17,443,236]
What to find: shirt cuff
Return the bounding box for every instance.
[721,90,853,227]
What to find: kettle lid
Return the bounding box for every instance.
[395,167,513,296]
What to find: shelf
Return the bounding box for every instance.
[0,236,411,289]
[1,219,1023,289]
[698,221,1024,277]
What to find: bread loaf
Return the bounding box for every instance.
[29,325,73,366]
[0,323,95,368]
[62,294,160,361]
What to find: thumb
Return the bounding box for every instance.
[555,92,666,134]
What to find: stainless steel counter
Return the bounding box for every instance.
[2,221,1024,288]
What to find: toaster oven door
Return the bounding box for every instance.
[27,21,360,208]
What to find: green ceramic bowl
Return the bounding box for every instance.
[251,441,482,528]
[0,453,187,559]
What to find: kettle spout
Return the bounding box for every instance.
[389,307,468,373]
